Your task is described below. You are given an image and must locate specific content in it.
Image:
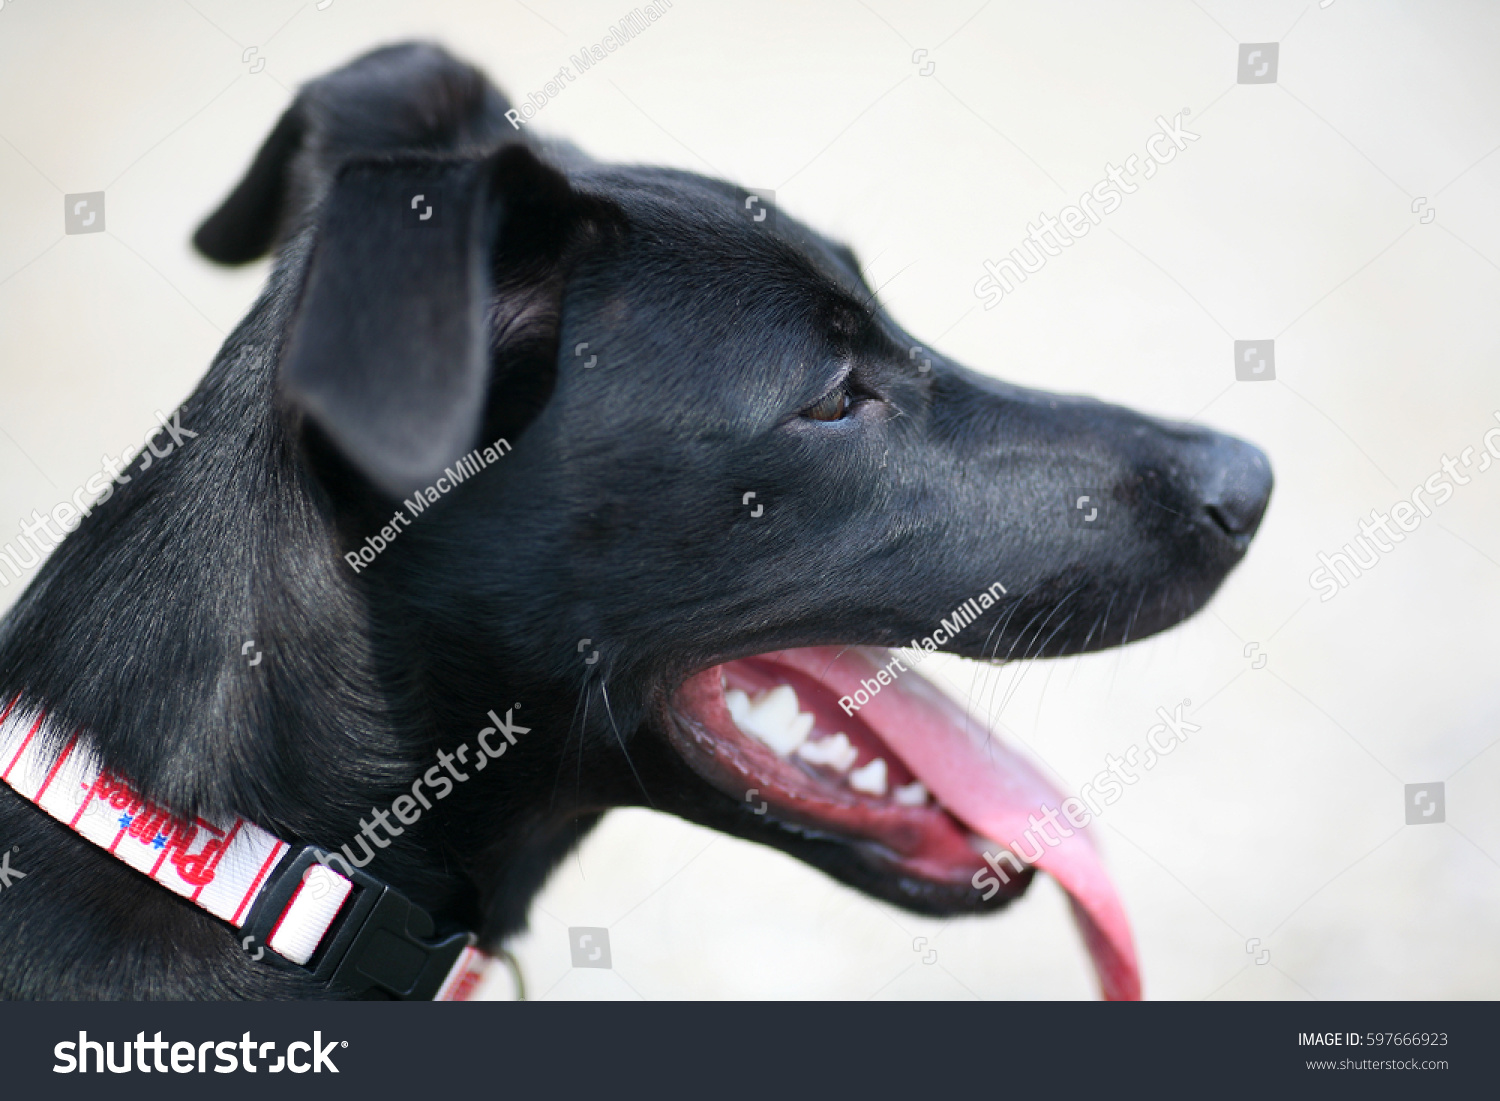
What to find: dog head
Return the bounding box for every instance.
[194,43,1271,995]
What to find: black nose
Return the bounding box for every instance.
[1197,434,1273,541]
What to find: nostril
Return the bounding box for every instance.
[1205,502,1253,538]
[1201,463,1272,540]
[1193,435,1273,541]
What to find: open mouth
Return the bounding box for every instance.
[668,646,1141,1000]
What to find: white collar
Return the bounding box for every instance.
[0,693,490,1000]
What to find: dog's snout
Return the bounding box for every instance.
[1195,434,1273,542]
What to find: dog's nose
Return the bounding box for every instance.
[1196,434,1273,541]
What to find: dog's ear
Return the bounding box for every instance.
[280,145,576,498]
[193,104,306,264]
[194,43,515,264]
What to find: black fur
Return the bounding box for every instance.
[0,44,1271,998]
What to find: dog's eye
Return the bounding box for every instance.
[803,385,851,422]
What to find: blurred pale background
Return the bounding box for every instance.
[1,0,1496,999]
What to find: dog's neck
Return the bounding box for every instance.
[0,261,608,963]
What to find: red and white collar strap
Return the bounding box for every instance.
[0,694,489,1001]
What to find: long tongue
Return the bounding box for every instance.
[770,647,1142,1001]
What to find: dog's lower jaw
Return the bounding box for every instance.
[649,647,1143,999]
[654,669,1013,911]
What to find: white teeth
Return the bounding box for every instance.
[781,713,816,752]
[724,684,911,804]
[725,688,751,726]
[795,732,858,772]
[727,684,814,756]
[848,757,888,797]
[893,780,929,807]
[755,684,800,727]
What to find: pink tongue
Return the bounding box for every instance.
[771,647,1142,1001]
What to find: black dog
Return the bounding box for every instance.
[0,43,1270,999]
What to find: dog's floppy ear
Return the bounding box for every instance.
[281,145,570,498]
[194,43,517,264]
[193,104,306,264]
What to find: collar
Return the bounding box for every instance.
[0,693,490,1001]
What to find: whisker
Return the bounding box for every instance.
[1064,612,1103,694]
[993,589,1079,722]
[573,689,592,878]
[981,601,1052,729]
[1121,589,1147,649]
[964,584,1033,737]
[550,679,589,814]
[1097,590,1117,648]
[601,681,654,809]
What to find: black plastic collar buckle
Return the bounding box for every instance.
[242,844,474,1000]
